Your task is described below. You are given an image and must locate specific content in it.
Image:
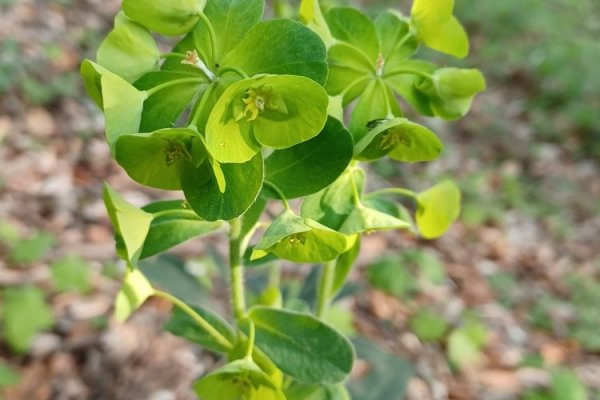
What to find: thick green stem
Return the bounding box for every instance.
[315,260,336,318]
[229,217,246,322]
[197,12,218,63]
[153,289,233,350]
[188,82,216,130]
[218,66,249,79]
[264,180,291,210]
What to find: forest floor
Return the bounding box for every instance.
[1,1,599,399]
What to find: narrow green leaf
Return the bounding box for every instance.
[325,7,380,64]
[264,117,353,199]
[349,80,395,142]
[2,286,54,353]
[415,180,461,239]
[182,152,264,221]
[135,71,206,132]
[331,236,360,296]
[248,306,355,384]
[122,0,205,36]
[114,268,154,322]
[221,19,328,84]
[204,0,264,61]
[140,200,222,259]
[375,10,418,72]
[165,303,236,353]
[97,12,160,83]
[103,184,153,266]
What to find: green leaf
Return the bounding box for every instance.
[122,0,205,36]
[114,268,154,322]
[375,10,418,73]
[2,286,54,353]
[253,210,348,263]
[164,303,236,353]
[182,152,264,221]
[102,72,147,151]
[221,19,328,84]
[301,168,365,230]
[115,128,209,190]
[140,200,222,259]
[51,255,91,294]
[415,180,461,239]
[415,67,486,120]
[354,117,443,162]
[204,0,264,61]
[0,361,20,388]
[325,7,380,65]
[248,306,355,384]
[411,0,469,58]
[135,71,206,132]
[206,74,329,163]
[384,61,437,116]
[299,0,335,49]
[286,381,350,400]
[347,338,413,400]
[339,204,411,235]
[80,58,108,108]
[194,359,285,400]
[8,232,54,264]
[264,117,353,199]
[349,80,396,142]
[103,184,153,266]
[409,309,448,342]
[97,12,160,83]
[325,44,370,103]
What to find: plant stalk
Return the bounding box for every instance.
[315,259,337,318]
[229,217,246,322]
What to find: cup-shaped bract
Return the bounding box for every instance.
[206,75,329,163]
[252,210,348,263]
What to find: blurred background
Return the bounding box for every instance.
[0,0,599,399]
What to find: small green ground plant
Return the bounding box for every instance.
[81,0,484,397]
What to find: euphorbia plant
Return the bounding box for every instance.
[82,0,485,397]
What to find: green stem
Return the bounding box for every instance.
[340,75,370,99]
[364,187,417,200]
[153,289,233,350]
[244,320,256,360]
[188,82,217,130]
[387,31,414,60]
[218,66,249,79]
[315,260,336,318]
[198,12,218,63]
[146,77,207,97]
[264,181,291,211]
[229,217,246,322]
